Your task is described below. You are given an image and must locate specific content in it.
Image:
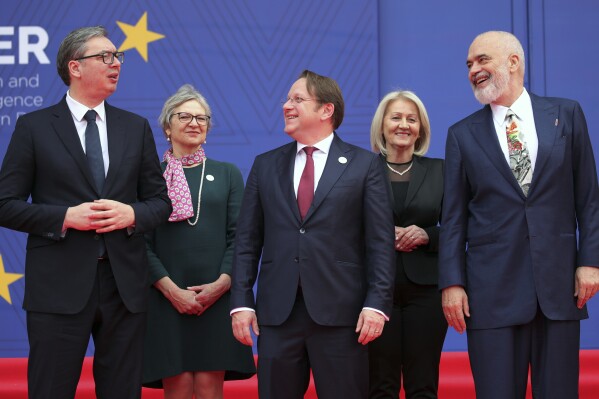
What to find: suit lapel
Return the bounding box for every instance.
[529,93,559,195]
[277,142,301,222]
[51,97,98,193]
[305,134,351,222]
[469,106,523,194]
[104,102,126,196]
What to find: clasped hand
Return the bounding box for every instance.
[63,199,135,233]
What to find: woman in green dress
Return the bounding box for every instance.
[143,84,255,398]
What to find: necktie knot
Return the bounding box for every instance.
[506,109,515,120]
[304,146,316,157]
[84,110,97,123]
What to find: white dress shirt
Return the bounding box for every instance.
[293,133,334,196]
[66,91,109,176]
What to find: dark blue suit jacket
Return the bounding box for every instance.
[439,93,599,329]
[231,133,396,326]
[0,97,171,314]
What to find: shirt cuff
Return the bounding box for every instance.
[230,307,255,316]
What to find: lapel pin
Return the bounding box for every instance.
[206,175,214,181]
[338,156,347,164]
[555,118,559,126]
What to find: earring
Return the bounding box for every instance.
[166,136,171,142]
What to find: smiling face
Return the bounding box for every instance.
[166,100,208,157]
[466,32,521,106]
[382,98,421,159]
[283,78,333,144]
[68,36,121,107]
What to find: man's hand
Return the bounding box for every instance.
[89,199,135,233]
[355,309,385,345]
[232,310,259,346]
[63,202,101,231]
[442,285,470,334]
[575,266,599,309]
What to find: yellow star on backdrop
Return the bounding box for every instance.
[117,11,165,62]
[0,254,23,305]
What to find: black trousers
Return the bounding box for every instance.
[369,282,448,399]
[27,259,146,399]
[258,289,369,399]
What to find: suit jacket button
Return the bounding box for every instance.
[294,257,299,263]
[299,228,306,234]
[94,234,100,240]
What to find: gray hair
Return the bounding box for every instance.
[56,26,108,86]
[159,84,212,137]
[370,90,431,157]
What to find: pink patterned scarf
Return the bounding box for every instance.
[163,146,206,222]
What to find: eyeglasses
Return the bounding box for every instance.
[75,51,125,65]
[281,96,315,105]
[172,112,211,126]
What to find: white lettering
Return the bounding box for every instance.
[19,26,49,64]
[0,26,15,64]
[0,26,50,65]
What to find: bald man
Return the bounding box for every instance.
[439,31,599,398]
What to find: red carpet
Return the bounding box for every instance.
[1,351,598,398]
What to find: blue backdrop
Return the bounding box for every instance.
[1,0,598,357]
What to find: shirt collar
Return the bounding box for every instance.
[296,132,334,155]
[66,90,106,122]
[491,88,532,125]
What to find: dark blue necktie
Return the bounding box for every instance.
[84,110,107,258]
[84,110,105,193]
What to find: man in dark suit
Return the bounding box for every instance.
[439,30,599,398]
[230,70,396,399]
[0,26,171,399]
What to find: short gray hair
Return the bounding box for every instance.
[57,26,108,86]
[370,90,431,157]
[159,84,212,138]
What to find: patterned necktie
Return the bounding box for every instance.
[297,146,317,220]
[84,110,105,193]
[505,109,532,196]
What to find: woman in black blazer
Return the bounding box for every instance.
[368,90,447,399]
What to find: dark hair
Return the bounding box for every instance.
[56,26,108,86]
[298,70,344,130]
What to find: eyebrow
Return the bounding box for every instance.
[466,53,490,66]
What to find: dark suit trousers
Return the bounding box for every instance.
[257,289,369,399]
[467,307,580,399]
[26,259,146,399]
[369,282,447,399]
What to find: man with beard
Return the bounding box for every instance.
[439,30,599,398]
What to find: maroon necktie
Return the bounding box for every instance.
[297,147,316,220]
